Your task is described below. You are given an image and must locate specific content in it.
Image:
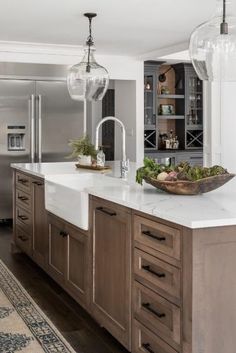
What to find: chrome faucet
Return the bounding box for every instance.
[95,116,129,179]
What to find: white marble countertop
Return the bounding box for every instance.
[11,161,236,229]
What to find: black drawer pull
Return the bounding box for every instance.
[59,230,68,238]
[18,196,28,201]
[142,302,166,318]
[18,215,28,221]
[142,230,166,242]
[32,181,43,186]
[142,343,155,353]
[96,206,116,217]
[18,235,28,242]
[142,265,166,278]
[18,178,28,184]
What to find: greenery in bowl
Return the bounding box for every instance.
[136,157,228,185]
[68,136,97,159]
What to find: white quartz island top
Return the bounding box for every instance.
[11,161,236,229]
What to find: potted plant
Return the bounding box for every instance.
[68,136,97,165]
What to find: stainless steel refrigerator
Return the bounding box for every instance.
[0,78,84,220]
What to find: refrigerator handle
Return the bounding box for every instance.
[38,94,42,163]
[30,94,35,163]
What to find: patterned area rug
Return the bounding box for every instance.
[0,259,76,353]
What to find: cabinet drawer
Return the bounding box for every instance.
[133,282,181,349]
[15,172,31,193]
[15,226,32,256]
[16,206,32,235]
[133,320,178,353]
[134,249,180,302]
[134,215,181,260]
[16,188,31,210]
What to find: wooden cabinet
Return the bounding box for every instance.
[47,214,66,285]
[13,169,89,310]
[134,215,181,261]
[133,282,181,350]
[47,213,89,309]
[133,320,178,353]
[90,197,132,350]
[13,170,48,269]
[133,213,182,353]
[66,223,88,307]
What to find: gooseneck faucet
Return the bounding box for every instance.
[95,116,129,179]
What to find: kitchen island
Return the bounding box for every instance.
[11,161,236,353]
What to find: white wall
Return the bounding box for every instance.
[114,80,137,162]
[204,82,236,172]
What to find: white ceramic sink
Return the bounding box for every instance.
[45,172,126,230]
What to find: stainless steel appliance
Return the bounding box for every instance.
[0,64,84,220]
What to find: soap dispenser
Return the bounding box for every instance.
[97,146,105,167]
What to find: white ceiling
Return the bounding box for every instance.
[0,0,232,57]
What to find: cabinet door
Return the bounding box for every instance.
[91,198,132,350]
[47,214,66,286]
[32,178,48,269]
[65,224,88,309]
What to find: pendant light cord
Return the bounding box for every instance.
[223,0,226,23]
[221,0,228,34]
[86,17,94,73]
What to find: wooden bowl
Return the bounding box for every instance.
[144,173,235,195]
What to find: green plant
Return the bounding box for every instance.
[68,136,97,159]
[136,157,228,185]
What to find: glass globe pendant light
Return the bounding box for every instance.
[189,0,236,81]
[67,13,109,101]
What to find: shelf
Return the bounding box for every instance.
[158,115,185,120]
[144,106,153,110]
[186,125,203,130]
[158,94,185,99]
[144,125,156,130]
[145,90,153,93]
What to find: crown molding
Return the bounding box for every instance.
[138,41,189,61]
[0,40,84,56]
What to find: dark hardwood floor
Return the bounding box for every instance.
[0,224,129,353]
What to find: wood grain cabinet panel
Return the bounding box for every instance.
[134,215,181,261]
[134,249,181,305]
[90,198,132,350]
[133,320,178,353]
[133,282,181,351]
[32,178,48,269]
[65,223,88,308]
[15,205,32,236]
[15,171,32,193]
[15,225,32,257]
[47,215,66,286]
[15,188,31,210]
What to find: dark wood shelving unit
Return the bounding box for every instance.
[144,61,204,165]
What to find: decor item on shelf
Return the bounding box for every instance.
[164,130,179,149]
[189,0,236,81]
[68,135,97,165]
[67,13,109,101]
[160,86,170,95]
[158,67,173,82]
[159,104,175,115]
[145,82,151,90]
[136,158,235,195]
